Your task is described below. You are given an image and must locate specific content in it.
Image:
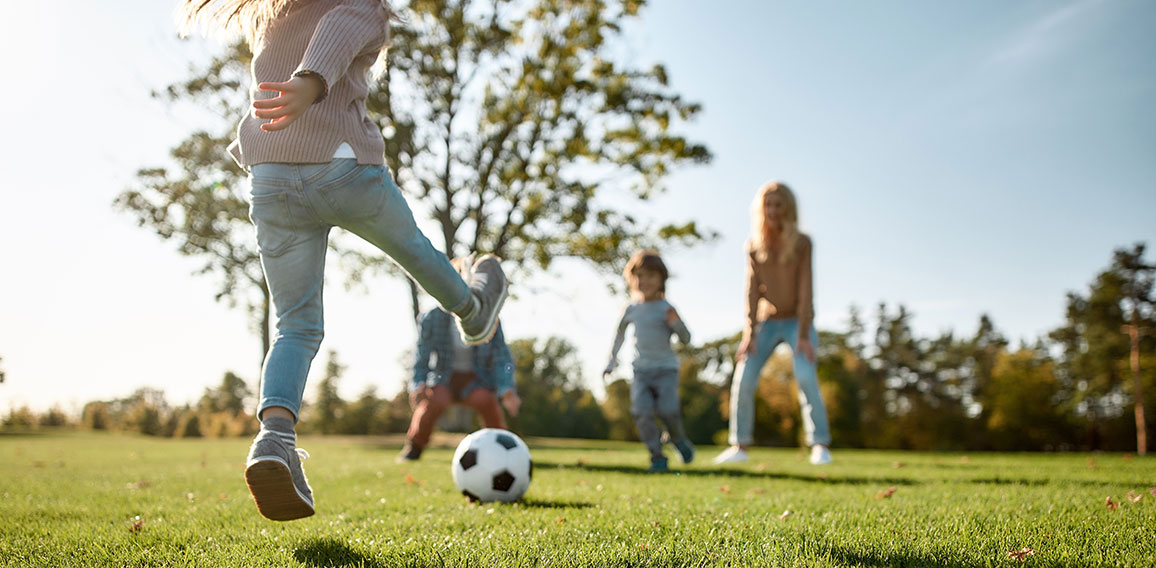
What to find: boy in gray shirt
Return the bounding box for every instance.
[604,251,695,472]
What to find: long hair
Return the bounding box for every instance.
[623,250,669,300]
[178,0,396,75]
[749,180,800,265]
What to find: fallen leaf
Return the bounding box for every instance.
[755,462,769,472]
[891,461,906,469]
[816,472,829,480]
[779,510,792,521]
[404,473,417,485]
[1086,458,1096,469]
[556,517,565,525]
[876,486,898,499]
[638,544,649,550]
[1105,496,1118,511]
[125,480,153,491]
[719,485,731,493]
[576,457,589,466]
[128,516,144,534]
[219,493,228,501]
[1121,453,1134,461]
[1007,547,1035,562]
[959,456,970,463]
[1149,487,1156,498]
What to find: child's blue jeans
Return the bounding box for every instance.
[248,159,471,420]
[728,318,831,447]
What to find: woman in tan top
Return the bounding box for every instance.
[713,181,832,465]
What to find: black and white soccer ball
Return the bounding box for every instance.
[451,428,532,503]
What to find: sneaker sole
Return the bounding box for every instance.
[245,457,314,521]
[461,275,508,347]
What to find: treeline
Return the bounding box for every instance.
[4,245,1153,452]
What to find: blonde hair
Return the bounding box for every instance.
[750,180,800,264]
[178,0,395,76]
[623,250,668,300]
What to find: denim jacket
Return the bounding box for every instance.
[411,308,515,396]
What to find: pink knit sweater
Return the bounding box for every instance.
[229,0,390,166]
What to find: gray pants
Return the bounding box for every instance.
[631,367,687,461]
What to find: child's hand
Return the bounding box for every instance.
[501,391,521,417]
[252,75,324,132]
[665,306,680,325]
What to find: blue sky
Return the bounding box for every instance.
[1,0,1153,415]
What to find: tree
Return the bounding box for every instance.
[339,0,714,317]
[984,344,1068,451]
[1052,243,1155,452]
[199,371,252,415]
[508,337,607,438]
[114,43,274,371]
[308,350,348,435]
[0,355,6,383]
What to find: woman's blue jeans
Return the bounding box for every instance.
[728,318,831,447]
[248,160,471,420]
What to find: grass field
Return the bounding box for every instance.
[1,432,1154,567]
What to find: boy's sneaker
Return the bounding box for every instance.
[648,457,670,473]
[244,430,314,521]
[456,254,508,346]
[809,444,833,465]
[674,439,696,464]
[712,446,748,464]
[395,441,423,463]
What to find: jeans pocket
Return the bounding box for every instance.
[249,192,296,257]
[316,164,387,221]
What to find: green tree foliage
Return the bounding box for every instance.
[983,344,1070,450]
[175,408,205,438]
[82,402,110,431]
[1051,243,1156,451]
[356,0,714,311]
[508,337,608,438]
[114,43,275,372]
[199,371,252,415]
[306,350,348,435]
[600,378,635,441]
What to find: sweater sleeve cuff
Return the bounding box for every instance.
[291,69,329,104]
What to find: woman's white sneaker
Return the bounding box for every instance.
[712,446,748,464]
[809,444,832,465]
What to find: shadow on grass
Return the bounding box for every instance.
[825,546,984,568]
[516,498,595,509]
[294,537,384,568]
[534,461,918,486]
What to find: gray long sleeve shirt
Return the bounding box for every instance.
[605,299,692,372]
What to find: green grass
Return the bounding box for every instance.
[1,432,1154,567]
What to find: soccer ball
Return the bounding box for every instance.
[451,428,532,503]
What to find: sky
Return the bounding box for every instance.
[1,0,1154,416]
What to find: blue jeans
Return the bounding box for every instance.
[631,367,687,461]
[248,160,471,420]
[728,318,831,447]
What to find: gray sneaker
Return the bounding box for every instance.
[456,254,508,346]
[244,430,314,521]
